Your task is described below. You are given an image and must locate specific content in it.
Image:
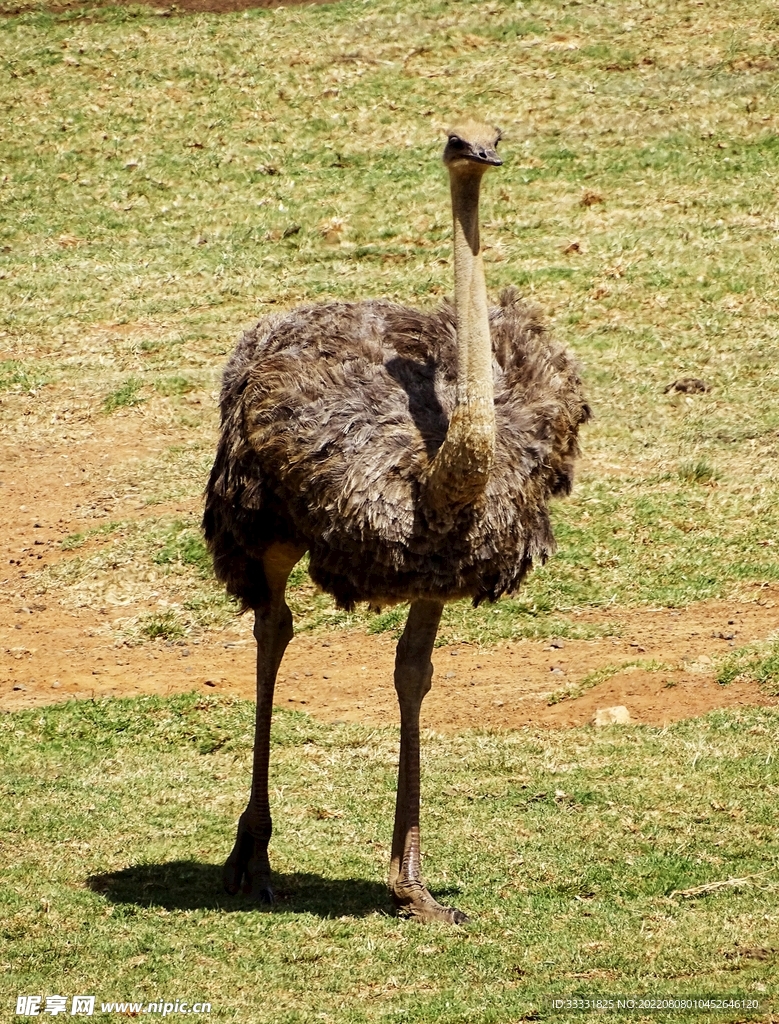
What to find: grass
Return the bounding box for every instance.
[4,0,779,644]
[0,358,49,392]
[35,514,239,637]
[137,608,186,640]
[102,376,145,413]
[1,695,778,1023]
[153,373,196,396]
[22,467,779,643]
[153,519,213,577]
[3,4,779,1019]
[717,636,779,693]
[61,520,127,551]
[677,461,720,486]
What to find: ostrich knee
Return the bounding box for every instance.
[393,636,433,709]
[392,598,442,710]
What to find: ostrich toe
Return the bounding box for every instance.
[391,881,469,925]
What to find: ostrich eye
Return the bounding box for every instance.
[448,136,465,149]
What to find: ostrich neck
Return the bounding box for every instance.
[451,172,495,410]
[423,168,496,511]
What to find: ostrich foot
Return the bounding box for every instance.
[391,881,469,925]
[222,819,273,903]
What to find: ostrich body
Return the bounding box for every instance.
[203,122,589,923]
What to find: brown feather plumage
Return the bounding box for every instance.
[203,286,590,610]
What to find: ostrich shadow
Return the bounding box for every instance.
[384,355,448,459]
[86,861,460,919]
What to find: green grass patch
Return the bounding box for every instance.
[678,460,720,486]
[102,377,145,414]
[1,696,777,1023]
[0,359,48,392]
[717,636,779,694]
[153,520,212,577]
[285,560,618,645]
[153,374,196,397]
[37,516,238,638]
[137,609,185,642]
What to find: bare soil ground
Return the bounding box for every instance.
[2,409,777,732]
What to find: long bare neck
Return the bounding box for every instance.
[423,167,495,511]
[451,171,495,411]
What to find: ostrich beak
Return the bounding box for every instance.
[472,144,502,167]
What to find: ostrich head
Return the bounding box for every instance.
[443,121,502,170]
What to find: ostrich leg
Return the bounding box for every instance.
[389,598,468,924]
[223,543,303,901]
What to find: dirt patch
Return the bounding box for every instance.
[3,598,777,731]
[1,409,778,731]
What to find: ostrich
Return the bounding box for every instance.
[203,121,590,924]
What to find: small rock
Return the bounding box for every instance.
[51,680,61,689]
[13,684,26,692]
[593,705,631,727]
[549,640,565,649]
[550,665,565,675]
[697,654,712,665]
